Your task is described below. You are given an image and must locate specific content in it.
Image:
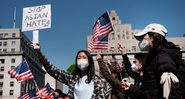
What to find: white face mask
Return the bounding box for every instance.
[54,92,59,97]
[139,39,150,51]
[131,64,139,72]
[77,59,89,71]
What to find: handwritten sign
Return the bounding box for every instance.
[22,4,51,31]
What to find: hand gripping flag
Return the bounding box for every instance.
[19,89,38,99]
[8,59,34,82]
[37,83,54,99]
[87,11,114,51]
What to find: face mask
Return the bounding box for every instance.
[54,92,59,97]
[131,64,139,72]
[77,59,89,71]
[139,39,150,51]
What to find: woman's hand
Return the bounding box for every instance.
[30,43,44,59]
[117,43,126,55]
[30,43,41,50]
[96,54,102,60]
[121,80,131,90]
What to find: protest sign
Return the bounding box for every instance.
[22,4,51,31]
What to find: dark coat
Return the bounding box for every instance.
[129,42,182,99]
[97,58,125,99]
[122,54,142,99]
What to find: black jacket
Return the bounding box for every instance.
[122,54,142,99]
[129,42,182,99]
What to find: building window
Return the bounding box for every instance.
[0,82,3,87]
[111,33,115,40]
[132,46,136,52]
[117,34,120,39]
[11,58,15,63]
[11,48,15,52]
[0,34,3,38]
[132,32,135,39]
[126,31,129,39]
[9,90,14,95]
[0,66,4,71]
[10,81,14,87]
[10,75,14,78]
[0,90,3,96]
[11,66,15,69]
[122,34,125,39]
[0,42,2,46]
[12,33,16,37]
[3,42,7,46]
[110,47,114,52]
[11,41,16,46]
[4,33,8,38]
[3,49,7,52]
[0,59,5,64]
[0,74,4,79]
[112,17,115,20]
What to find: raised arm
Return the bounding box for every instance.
[32,44,75,86]
[96,54,125,99]
[118,43,139,79]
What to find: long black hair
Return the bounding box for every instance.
[73,50,95,84]
[143,32,168,68]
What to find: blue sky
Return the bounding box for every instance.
[0,0,185,71]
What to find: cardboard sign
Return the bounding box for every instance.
[22,4,51,31]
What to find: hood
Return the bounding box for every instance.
[160,42,182,65]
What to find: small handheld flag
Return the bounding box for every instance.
[8,59,34,82]
[37,83,54,99]
[19,88,38,99]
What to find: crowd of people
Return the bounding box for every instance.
[32,23,185,99]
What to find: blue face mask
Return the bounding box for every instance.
[138,39,150,51]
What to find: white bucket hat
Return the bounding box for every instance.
[134,23,168,40]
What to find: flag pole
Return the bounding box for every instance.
[32,30,40,49]
[23,58,39,91]
[106,10,115,52]
[13,7,16,28]
[106,10,115,32]
[33,79,39,91]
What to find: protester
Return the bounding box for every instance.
[33,44,112,99]
[118,43,146,99]
[96,54,125,99]
[122,23,182,99]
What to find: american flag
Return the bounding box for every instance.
[37,83,54,99]
[8,59,34,82]
[19,89,38,99]
[87,11,114,51]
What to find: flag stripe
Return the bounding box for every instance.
[93,22,112,40]
[36,83,54,99]
[8,59,34,83]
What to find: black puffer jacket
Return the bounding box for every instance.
[129,42,182,99]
